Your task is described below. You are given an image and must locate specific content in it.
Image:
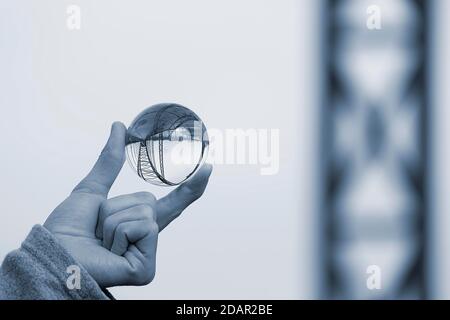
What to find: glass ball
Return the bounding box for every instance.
[125,103,209,186]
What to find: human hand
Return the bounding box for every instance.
[44,122,212,288]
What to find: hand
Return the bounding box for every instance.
[44,122,212,288]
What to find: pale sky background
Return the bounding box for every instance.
[0,0,322,299]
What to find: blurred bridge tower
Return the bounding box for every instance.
[323,0,428,299]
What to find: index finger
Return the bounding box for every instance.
[73,122,127,197]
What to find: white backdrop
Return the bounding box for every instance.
[0,0,321,299]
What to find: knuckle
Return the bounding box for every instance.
[128,266,155,286]
[116,222,127,234]
[135,204,155,219]
[148,221,159,234]
[100,200,110,212]
[140,268,156,285]
[99,201,111,217]
[127,267,140,283]
[135,191,156,204]
[103,216,115,234]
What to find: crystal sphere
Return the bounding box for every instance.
[126,103,209,186]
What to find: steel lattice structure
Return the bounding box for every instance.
[323,0,428,299]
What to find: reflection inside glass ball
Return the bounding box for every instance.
[126,103,209,186]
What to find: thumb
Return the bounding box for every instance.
[73,122,127,197]
[156,163,213,230]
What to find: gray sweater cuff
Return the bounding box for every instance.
[0,225,110,300]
